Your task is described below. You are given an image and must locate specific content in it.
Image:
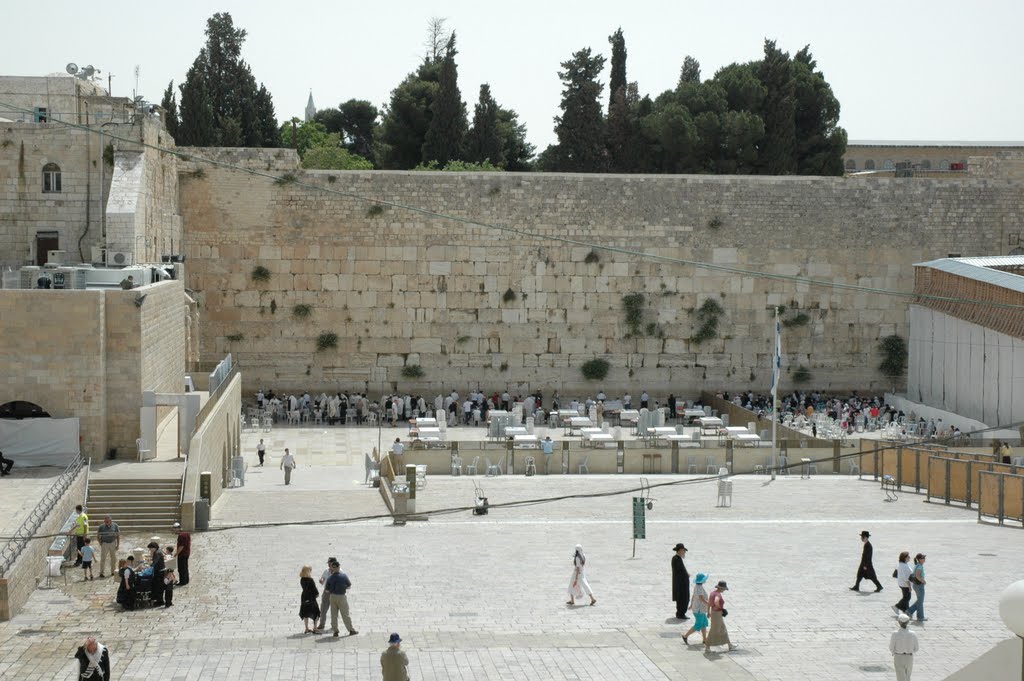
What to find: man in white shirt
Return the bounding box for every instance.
[889,613,918,681]
[280,448,296,485]
[623,393,632,409]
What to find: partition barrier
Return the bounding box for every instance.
[858,440,996,493]
[928,457,1024,508]
[978,471,1024,526]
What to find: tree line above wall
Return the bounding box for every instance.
[161,14,846,176]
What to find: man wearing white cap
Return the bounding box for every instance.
[380,632,409,681]
[889,612,918,680]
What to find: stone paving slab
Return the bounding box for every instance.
[0,427,1018,680]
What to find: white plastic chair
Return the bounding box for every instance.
[578,454,590,474]
[465,456,479,476]
[705,456,717,474]
[451,455,463,476]
[687,455,698,473]
[525,456,537,476]
[485,457,501,476]
[136,438,151,462]
[288,410,300,426]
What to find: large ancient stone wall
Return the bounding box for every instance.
[178,148,1022,396]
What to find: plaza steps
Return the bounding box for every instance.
[85,478,182,534]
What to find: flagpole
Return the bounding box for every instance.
[771,307,779,480]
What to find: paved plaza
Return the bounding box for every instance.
[0,426,1020,680]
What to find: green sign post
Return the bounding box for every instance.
[632,497,646,557]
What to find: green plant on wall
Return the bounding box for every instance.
[401,364,425,379]
[782,312,810,328]
[273,172,298,186]
[315,332,338,351]
[584,249,600,264]
[502,287,517,303]
[293,303,312,318]
[367,204,385,217]
[792,365,812,383]
[692,298,724,344]
[251,265,271,283]
[581,358,610,381]
[621,293,645,336]
[225,333,244,342]
[879,334,908,377]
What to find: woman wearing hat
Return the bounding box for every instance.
[682,573,710,645]
[705,580,737,653]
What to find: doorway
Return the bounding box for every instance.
[35,231,58,266]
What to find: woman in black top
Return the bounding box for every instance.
[299,565,321,633]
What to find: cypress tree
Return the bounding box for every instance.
[177,60,216,146]
[466,84,503,165]
[757,39,797,174]
[160,80,180,141]
[422,33,468,165]
[550,47,607,172]
[608,28,627,113]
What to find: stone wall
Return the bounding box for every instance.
[178,152,1022,397]
[0,280,185,458]
[181,372,241,530]
[0,466,86,620]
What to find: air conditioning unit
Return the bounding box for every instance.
[47,250,67,265]
[90,246,105,265]
[106,251,134,267]
[20,266,41,289]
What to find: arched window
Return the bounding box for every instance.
[845,159,856,171]
[939,159,950,170]
[42,163,61,193]
[920,160,932,169]
[883,159,894,170]
[864,159,876,170]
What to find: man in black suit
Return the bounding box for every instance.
[0,450,13,476]
[671,543,690,620]
[850,530,883,592]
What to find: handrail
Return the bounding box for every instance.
[179,449,189,508]
[194,364,239,431]
[0,455,85,576]
[84,456,92,508]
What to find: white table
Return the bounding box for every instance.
[682,408,706,423]
[732,433,761,446]
[505,426,528,437]
[414,427,442,438]
[723,426,750,435]
[583,432,615,447]
[513,434,538,449]
[580,427,604,436]
[567,417,595,435]
[411,417,437,428]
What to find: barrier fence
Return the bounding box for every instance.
[926,457,1024,508]
[978,471,1024,526]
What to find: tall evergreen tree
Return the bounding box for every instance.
[756,39,797,174]
[607,82,643,172]
[608,28,627,113]
[254,84,282,147]
[160,80,180,141]
[337,100,378,162]
[466,84,503,165]
[177,60,216,146]
[791,46,846,175]
[422,33,468,165]
[377,59,442,169]
[678,56,701,86]
[176,13,278,147]
[496,106,535,171]
[549,47,607,172]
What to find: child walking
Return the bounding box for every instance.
[79,537,96,581]
[163,568,177,607]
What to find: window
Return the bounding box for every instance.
[939,159,950,170]
[34,107,48,123]
[845,159,856,171]
[864,159,876,170]
[920,160,932,169]
[883,159,894,170]
[42,163,61,193]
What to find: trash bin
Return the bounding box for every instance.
[393,484,409,518]
[195,499,210,531]
[231,456,245,487]
[47,556,63,577]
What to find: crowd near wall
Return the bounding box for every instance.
[178,148,1021,396]
[0,281,185,458]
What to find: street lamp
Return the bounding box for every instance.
[999,580,1024,681]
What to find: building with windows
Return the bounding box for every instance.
[843,140,1024,175]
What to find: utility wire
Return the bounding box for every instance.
[4,99,1024,312]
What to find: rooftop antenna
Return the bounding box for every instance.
[133,65,140,102]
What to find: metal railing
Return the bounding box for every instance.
[208,354,233,397]
[0,455,86,576]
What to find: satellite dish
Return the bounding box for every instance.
[82,65,95,78]
[66,63,79,75]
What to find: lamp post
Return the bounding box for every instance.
[999,580,1024,681]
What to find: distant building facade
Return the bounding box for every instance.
[843,140,1024,174]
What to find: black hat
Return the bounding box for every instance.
[146,541,159,549]
[673,543,687,552]
[860,531,870,538]
[716,580,729,590]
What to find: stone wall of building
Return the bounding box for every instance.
[181,372,241,531]
[177,151,1022,396]
[844,143,1024,172]
[0,280,185,458]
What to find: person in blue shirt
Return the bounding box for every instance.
[542,436,555,474]
[323,560,358,637]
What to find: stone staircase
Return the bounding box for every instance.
[86,478,182,534]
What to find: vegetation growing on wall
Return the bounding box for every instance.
[879,334,908,377]
[401,364,425,378]
[225,333,244,342]
[692,298,724,344]
[292,304,312,318]
[581,358,610,381]
[315,332,338,351]
[251,265,271,282]
[792,365,812,383]
[621,293,645,336]
[502,287,517,303]
[782,312,810,328]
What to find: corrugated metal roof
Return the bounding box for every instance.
[848,140,1024,148]
[914,256,1024,293]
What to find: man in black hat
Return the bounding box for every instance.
[850,530,883,592]
[671,543,690,620]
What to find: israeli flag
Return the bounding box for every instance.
[770,315,782,397]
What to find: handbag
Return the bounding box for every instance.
[721,608,728,617]
[892,569,898,579]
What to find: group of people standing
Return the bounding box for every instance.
[671,543,736,652]
[114,523,192,610]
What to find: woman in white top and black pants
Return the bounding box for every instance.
[893,551,913,614]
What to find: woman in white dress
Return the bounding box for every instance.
[566,544,597,606]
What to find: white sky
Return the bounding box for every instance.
[6,0,1024,151]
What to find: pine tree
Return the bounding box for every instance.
[422,33,467,165]
[550,48,607,172]
[466,84,503,165]
[608,28,627,113]
[678,56,701,86]
[254,84,281,147]
[177,60,216,146]
[757,39,797,174]
[160,80,180,141]
[377,60,442,169]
